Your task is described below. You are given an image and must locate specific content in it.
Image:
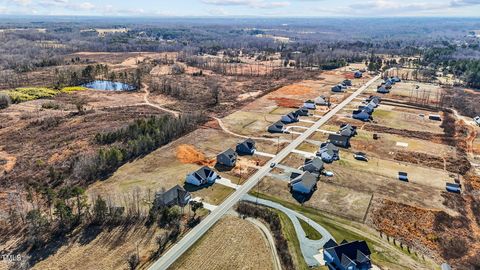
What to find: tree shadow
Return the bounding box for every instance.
[183,182,214,192]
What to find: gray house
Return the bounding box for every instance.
[328,134,350,148]
[317,142,340,163]
[268,121,286,133]
[281,112,299,124]
[353,109,371,122]
[377,86,389,94]
[315,95,329,106]
[339,124,357,138]
[359,102,375,115]
[331,85,343,93]
[236,138,256,155]
[354,71,363,78]
[324,240,372,270]
[302,157,324,174]
[186,166,219,186]
[303,100,316,110]
[295,107,310,116]
[153,185,191,208]
[289,171,318,194]
[366,96,381,107]
[217,148,237,167]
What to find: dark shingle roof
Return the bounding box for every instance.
[326,240,371,269]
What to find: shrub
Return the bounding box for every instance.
[41,101,61,110]
[7,87,58,103]
[61,86,87,93]
[0,92,11,109]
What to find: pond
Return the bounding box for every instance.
[82,80,136,91]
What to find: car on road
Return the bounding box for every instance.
[270,162,277,168]
[353,152,369,162]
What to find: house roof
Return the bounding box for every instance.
[325,240,371,269]
[323,239,338,249]
[303,157,324,171]
[321,142,339,152]
[156,185,189,205]
[291,171,317,191]
[193,166,215,180]
[328,134,350,144]
[219,148,237,159]
[238,138,255,149]
[268,121,285,132]
[339,124,356,137]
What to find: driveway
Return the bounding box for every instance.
[243,194,334,267]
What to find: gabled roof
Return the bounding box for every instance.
[303,157,324,172]
[323,239,338,249]
[328,134,350,144]
[268,121,285,132]
[156,184,190,205]
[219,148,237,159]
[320,142,339,152]
[290,171,317,192]
[325,240,371,269]
[238,138,255,149]
[339,124,356,137]
[193,166,215,180]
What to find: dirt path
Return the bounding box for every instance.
[141,83,180,117]
[245,217,282,270]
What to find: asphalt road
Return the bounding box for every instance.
[148,74,381,270]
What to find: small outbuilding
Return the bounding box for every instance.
[289,171,318,194]
[186,166,219,186]
[429,114,442,121]
[446,183,461,193]
[217,148,237,167]
[268,121,286,133]
[398,172,409,182]
[236,138,256,155]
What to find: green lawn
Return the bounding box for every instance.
[298,218,322,240]
[249,191,439,270]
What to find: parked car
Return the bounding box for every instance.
[474,116,480,126]
[324,171,334,177]
[353,152,369,162]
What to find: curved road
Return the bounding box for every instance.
[243,194,333,267]
[148,74,381,270]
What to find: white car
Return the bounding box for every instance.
[324,171,334,177]
[474,116,480,126]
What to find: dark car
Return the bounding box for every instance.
[353,152,369,162]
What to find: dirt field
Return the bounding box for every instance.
[170,215,275,270]
[28,222,164,270]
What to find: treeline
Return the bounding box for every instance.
[422,46,480,88]
[236,201,295,270]
[75,114,207,181]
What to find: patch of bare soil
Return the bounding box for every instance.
[368,198,480,269]
[176,144,213,166]
[394,150,471,175]
[275,84,313,95]
[0,100,164,189]
[268,97,303,108]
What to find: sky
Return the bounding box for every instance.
[1,0,480,17]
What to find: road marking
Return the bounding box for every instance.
[148,74,381,270]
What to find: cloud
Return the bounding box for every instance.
[450,0,480,7]
[202,0,290,9]
[348,0,449,14]
[12,0,32,6]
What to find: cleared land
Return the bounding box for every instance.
[170,215,274,270]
